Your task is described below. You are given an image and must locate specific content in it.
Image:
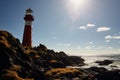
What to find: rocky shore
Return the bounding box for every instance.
[95,60,114,65]
[0,30,120,80]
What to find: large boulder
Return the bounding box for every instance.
[96,70,120,80]
[95,60,113,65]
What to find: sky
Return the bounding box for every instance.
[0,0,120,55]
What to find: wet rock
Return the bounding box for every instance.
[96,70,120,80]
[87,66,120,80]
[88,66,107,73]
[0,47,13,69]
[95,60,113,65]
[49,60,65,68]
[110,65,118,68]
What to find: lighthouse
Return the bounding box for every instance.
[22,8,34,47]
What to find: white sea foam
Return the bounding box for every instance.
[80,54,120,70]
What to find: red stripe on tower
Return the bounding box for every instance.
[22,8,34,47]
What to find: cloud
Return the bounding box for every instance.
[105,40,111,42]
[97,27,111,32]
[89,42,94,45]
[96,46,113,50]
[86,24,96,28]
[57,43,71,47]
[105,35,120,39]
[105,35,112,39]
[79,26,87,30]
[79,23,95,30]
[85,46,92,49]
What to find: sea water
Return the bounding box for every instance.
[80,54,120,70]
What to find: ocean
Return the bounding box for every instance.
[80,54,120,70]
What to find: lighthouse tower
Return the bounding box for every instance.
[22,8,34,47]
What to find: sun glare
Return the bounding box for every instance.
[69,0,86,10]
[67,0,90,21]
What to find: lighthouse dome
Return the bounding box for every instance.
[26,8,33,15]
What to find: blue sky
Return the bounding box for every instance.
[0,0,120,55]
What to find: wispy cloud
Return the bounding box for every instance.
[97,27,111,32]
[56,43,71,47]
[79,26,87,30]
[89,42,94,45]
[84,42,95,50]
[105,40,111,43]
[105,35,120,39]
[86,24,96,28]
[85,45,95,49]
[85,46,92,49]
[105,35,112,39]
[79,23,95,30]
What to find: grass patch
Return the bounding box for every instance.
[45,68,83,78]
[1,70,24,80]
[49,60,58,63]
[1,69,34,80]
[0,36,11,48]
[10,65,21,71]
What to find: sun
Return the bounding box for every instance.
[67,0,90,21]
[69,0,86,9]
